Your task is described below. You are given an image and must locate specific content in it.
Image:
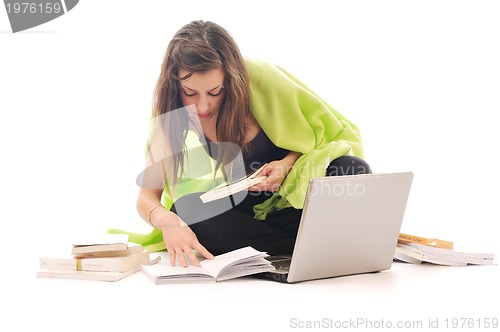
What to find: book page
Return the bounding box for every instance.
[200,246,268,277]
[216,257,275,281]
[199,164,267,203]
[405,243,496,260]
[396,244,465,266]
[141,259,215,280]
[219,163,267,187]
[200,176,266,203]
[397,243,494,265]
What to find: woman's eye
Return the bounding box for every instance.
[182,87,223,97]
[182,90,196,97]
[208,90,222,97]
[209,88,224,97]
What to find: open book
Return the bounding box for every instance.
[141,246,275,283]
[395,242,496,266]
[199,164,267,203]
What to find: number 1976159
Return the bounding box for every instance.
[6,2,62,14]
[444,318,498,329]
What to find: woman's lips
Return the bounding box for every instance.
[197,112,212,119]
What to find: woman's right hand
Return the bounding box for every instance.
[157,211,214,267]
[137,188,214,267]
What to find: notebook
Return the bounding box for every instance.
[256,172,414,283]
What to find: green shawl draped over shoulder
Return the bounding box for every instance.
[108,59,364,252]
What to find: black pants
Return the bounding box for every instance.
[171,156,372,255]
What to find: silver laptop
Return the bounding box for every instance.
[256,172,413,283]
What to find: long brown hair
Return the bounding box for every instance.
[151,20,251,187]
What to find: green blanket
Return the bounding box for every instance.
[108,59,364,251]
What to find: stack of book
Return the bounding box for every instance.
[394,233,496,266]
[37,234,160,281]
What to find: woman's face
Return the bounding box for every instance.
[178,68,225,123]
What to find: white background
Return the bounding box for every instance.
[1,1,499,331]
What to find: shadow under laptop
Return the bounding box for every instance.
[253,263,401,287]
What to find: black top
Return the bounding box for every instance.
[242,129,289,173]
[202,129,289,174]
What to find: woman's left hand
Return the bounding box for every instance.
[248,152,301,192]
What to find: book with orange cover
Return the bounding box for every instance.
[398,233,454,250]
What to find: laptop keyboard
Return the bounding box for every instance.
[270,258,291,272]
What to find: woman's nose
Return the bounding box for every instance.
[196,95,209,113]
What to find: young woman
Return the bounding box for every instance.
[133,20,371,267]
